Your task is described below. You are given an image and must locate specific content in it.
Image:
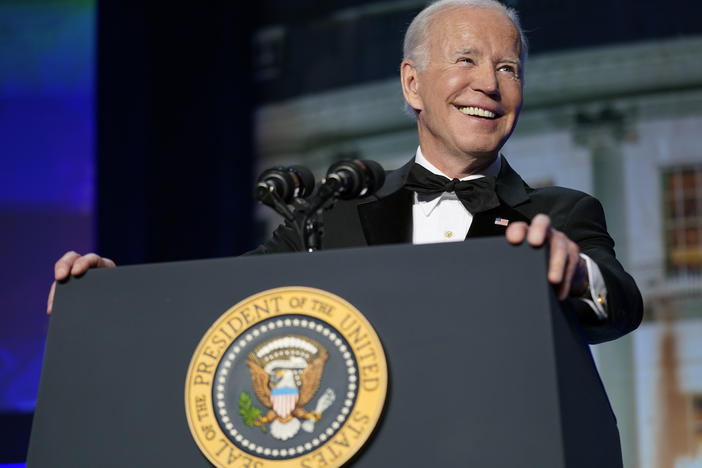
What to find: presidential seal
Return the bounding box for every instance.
[185,287,387,468]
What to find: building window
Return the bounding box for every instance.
[663,167,702,275]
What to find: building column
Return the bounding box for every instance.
[574,108,638,468]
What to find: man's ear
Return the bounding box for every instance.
[400,59,422,112]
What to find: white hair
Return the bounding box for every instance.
[403,0,528,70]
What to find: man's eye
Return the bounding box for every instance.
[498,64,517,74]
[458,57,474,64]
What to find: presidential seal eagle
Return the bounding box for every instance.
[245,335,335,440]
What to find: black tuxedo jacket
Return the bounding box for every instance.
[251,157,643,344]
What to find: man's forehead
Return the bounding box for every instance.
[428,6,521,56]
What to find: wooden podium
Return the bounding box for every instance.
[27,238,622,467]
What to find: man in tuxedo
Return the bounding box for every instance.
[50,0,642,343]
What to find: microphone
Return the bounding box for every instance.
[305,160,386,214]
[255,166,315,203]
[324,160,386,200]
[253,160,385,251]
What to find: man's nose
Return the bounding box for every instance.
[470,64,500,98]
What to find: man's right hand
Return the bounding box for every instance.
[47,251,116,315]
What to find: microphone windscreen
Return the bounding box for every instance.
[358,160,385,196]
[256,165,316,203]
[289,165,316,198]
[326,159,386,200]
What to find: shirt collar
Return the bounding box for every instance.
[413,146,502,217]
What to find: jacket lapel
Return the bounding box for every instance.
[357,159,414,246]
[494,156,531,207]
[467,157,532,238]
[358,189,413,245]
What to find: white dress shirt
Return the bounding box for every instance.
[411,146,501,244]
[410,146,608,319]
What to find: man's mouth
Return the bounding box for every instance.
[456,105,498,119]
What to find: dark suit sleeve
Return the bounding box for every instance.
[561,195,643,344]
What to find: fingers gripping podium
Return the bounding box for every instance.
[28,239,622,467]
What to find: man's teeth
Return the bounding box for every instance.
[458,106,496,118]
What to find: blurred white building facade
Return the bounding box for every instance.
[254,33,702,468]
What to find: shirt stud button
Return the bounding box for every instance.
[444,230,453,238]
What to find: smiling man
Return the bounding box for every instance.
[402,3,524,177]
[248,0,642,343]
[51,0,642,344]
[398,0,640,344]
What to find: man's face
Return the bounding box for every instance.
[402,7,524,168]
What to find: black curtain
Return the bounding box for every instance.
[97,3,255,264]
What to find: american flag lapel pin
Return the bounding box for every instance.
[494,217,509,226]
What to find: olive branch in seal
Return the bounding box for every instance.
[238,392,266,433]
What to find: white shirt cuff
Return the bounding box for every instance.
[577,253,608,320]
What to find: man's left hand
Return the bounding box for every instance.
[505,214,587,300]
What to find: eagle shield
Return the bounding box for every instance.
[271,387,298,419]
[244,335,332,441]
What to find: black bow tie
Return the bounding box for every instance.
[404,163,500,214]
